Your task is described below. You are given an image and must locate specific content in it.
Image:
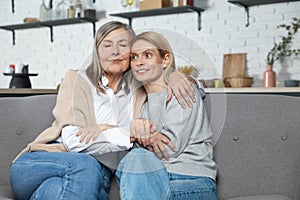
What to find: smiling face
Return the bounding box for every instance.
[98,28,131,77]
[130,39,169,86]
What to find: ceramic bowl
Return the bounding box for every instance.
[284,80,300,87]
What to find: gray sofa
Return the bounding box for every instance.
[0,93,299,200]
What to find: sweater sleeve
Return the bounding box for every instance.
[147,86,212,159]
[160,102,197,158]
[21,70,95,154]
[30,70,79,144]
[194,78,206,98]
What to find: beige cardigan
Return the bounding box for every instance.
[15,69,146,161]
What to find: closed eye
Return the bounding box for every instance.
[119,43,129,48]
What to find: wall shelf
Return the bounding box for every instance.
[10,0,96,13]
[0,17,97,45]
[110,5,204,30]
[228,0,299,7]
[228,0,300,26]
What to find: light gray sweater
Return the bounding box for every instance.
[140,85,217,180]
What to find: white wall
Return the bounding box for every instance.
[0,0,299,88]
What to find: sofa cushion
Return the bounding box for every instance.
[209,94,300,200]
[227,195,292,200]
[0,186,14,200]
[0,95,57,200]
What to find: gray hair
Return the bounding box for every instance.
[86,21,135,93]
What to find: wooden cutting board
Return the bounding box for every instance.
[222,53,246,79]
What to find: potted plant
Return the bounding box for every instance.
[264,18,300,87]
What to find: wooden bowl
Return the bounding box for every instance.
[178,66,194,75]
[226,77,253,88]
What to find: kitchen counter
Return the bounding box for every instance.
[0,88,58,97]
[1,87,300,97]
[205,87,300,96]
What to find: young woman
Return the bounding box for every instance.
[116,31,217,200]
[10,22,199,200]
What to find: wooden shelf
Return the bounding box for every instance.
[228,0,300,26]
[0,17,97,45]
[110,6,205,30]
[228,0,299,7]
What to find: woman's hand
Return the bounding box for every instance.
[147,132,176,161]
[168,71,197,108]
[130,118,156,147]
[76,124,114,144]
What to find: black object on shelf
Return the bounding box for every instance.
[228,0,299,7]
[11,0,14,13]
[0,17,97,45]
[110,6,204,30]
[228,0,300,27]
[3,73,38,88]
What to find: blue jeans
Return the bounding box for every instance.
[10,151,112,200]
[116,148,217,200]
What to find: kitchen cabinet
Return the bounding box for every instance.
[228,0,300,26]
[110,5,205,30]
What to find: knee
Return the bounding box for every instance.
[76,153,99,166]
[130,148,153,157]
[122,148,152,165]
[67,153,101,176]
[118,148,165,174]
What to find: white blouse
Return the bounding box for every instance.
[60,70,133,156]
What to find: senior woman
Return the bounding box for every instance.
[10,21,200,200]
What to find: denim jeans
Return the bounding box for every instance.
[10,151,112,200]
[116,148,217,200]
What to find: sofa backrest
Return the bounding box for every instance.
[203,93,299,200]
[0,94,299,200]
[0,95,57,190]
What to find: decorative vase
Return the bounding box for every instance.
[263,64,276,87]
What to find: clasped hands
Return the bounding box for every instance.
[130,118,176,160]
[75,119,176,160]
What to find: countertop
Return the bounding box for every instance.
[0,88,58,94]
[0,88,58,97]
[205,87,300,94]
[0,87,300,96]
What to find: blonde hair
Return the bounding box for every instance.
[86,21,135,93]
[131,31,175,84]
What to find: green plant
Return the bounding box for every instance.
[267,18,300,65]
